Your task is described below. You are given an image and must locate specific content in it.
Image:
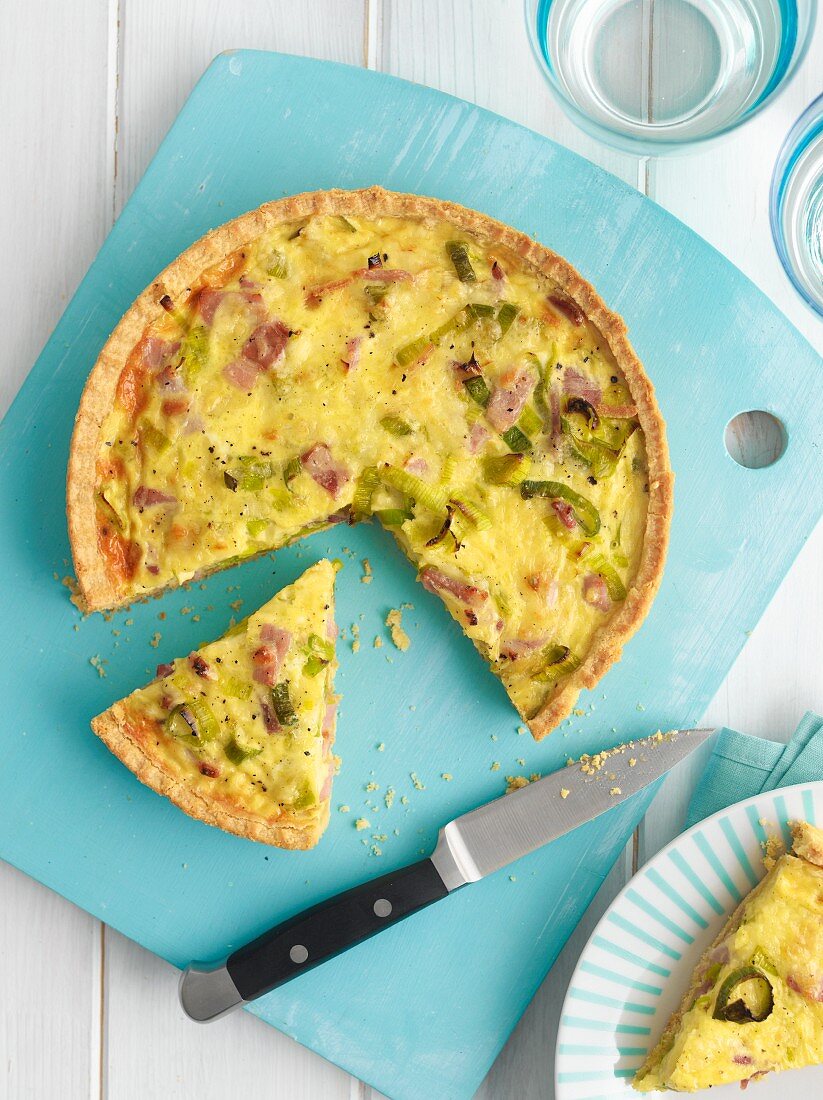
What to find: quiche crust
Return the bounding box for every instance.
[92,704,329,849]
[67,186,673,741]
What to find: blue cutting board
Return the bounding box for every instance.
[0,51,820,1100]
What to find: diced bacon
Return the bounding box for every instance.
[259,624,292,666]
[253,647,281,686]
[787,975,823,1001]
[242,320,290,368]
[142,336,175,369]
[326,618,338,640]
[188,652,217,681]
[404,455,428,475]
[358,267,410,282]
[156,364,186,393]
[320,762,335,800]
[551,500,576,529]
[597,402,637,419]
[197,287,225,325]
[133,486,177,509]
[199,762,221,778]
[155,662,175,679]
[260,700,281,734]
[485,368,536,432]
[306,267,411,307]
[583,573,611,612]
[224,358,261,391]
[467,421,490,454]
[548,292,585,326]
[341,336,361,371]
[733,1055,754,1066]
[321,702,337,757]
[563,367,602,406]
[527,572,560,608]
[183,413,204,435]
[161,397,190,417]
[491,260,505,281]
[500,636,550,660]
[301,443,349,497]
[420,567,488,608]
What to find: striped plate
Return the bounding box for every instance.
[555,782,823,1098]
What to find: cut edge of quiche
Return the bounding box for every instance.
[67,186,673,742]
[634,819,823,1092]
[91,558,339,849]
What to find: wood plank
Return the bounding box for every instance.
[105,9,366,1098]
[650,47,823,350]
[0,3,111,1097]
[0,0,113,417]
[476,846,634,1099]
[375,0,642,189]
[104,929,353,1099]
[115,0,366,213]
[0,862,102,1100]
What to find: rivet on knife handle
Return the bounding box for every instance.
[179,858,450,1020]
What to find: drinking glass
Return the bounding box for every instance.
[771,93,823,317]
[525,0,817,154]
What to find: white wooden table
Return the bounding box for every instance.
[1,3,820,1097]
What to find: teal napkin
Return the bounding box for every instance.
[686,710,823,828]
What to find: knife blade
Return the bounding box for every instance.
[179,727,714,1022]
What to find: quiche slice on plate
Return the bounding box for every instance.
[92,559,339,849]
[68,186,673,739]
[634,820,823,1092]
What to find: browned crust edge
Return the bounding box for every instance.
[91,705,329,849]
[67,185,673,744]
[634,820,823,1090]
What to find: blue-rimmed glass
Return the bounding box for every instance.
[771,94,823,317]
[525,0,816,154]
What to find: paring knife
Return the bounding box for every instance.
[179,726,714,1022]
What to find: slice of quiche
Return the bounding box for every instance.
[68,186,673,740]
[635,820,823,1092]
[92,559,339,849]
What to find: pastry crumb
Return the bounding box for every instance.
[351,623,360,653]
[410,772,425,790]
[365,781,379,792]
[505,776,530,794]
[149,632,161,648]
[441,773,453,782]
[354,818,370,831]
[361,558,372,584]
[386,608,411,651]
[89,655,107,678]
[384,787,395,809]
[629,758,637,767]
[338,805,350,813]
[374,635,383,648]
[560,788,570,799]
[610,787,622,796]
[491,761,501,772]
[376,742,385,752]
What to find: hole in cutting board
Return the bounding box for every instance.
[724,411,787,469]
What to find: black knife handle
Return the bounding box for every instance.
[226,858,449,1002]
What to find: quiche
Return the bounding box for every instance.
[91,559,339,849]
[68,187,672,739]
[635,820,823,1092]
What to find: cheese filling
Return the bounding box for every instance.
[116,560,338,823]
[96,212,650,724]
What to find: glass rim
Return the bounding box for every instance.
[524,0,818,155]
[769,91,823,318]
